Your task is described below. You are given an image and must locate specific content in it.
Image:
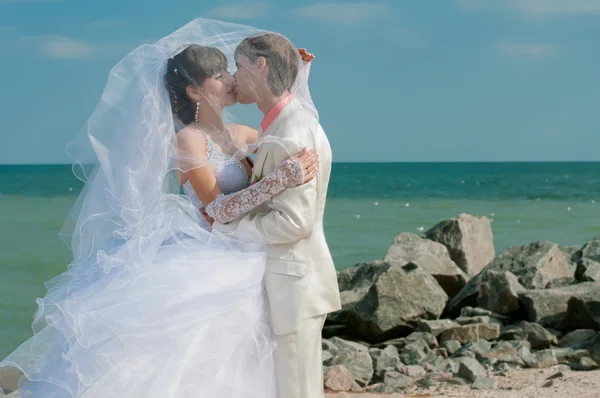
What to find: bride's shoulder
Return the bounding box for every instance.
[175,125,208,152]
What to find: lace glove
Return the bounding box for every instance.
[206,158,305,224]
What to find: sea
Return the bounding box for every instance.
[1,162,599,358]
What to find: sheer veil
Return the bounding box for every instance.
[59,17,316,277]
[0,17,318,397]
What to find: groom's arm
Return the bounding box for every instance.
[236,115,318,244]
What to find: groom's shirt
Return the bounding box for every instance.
[260,94,295,133]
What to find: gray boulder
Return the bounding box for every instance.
[425,213,495,276]
[334,261,448,343]
[384,232,468,297]
[519,283,600,330]
[328,337,374,387]
[477,270,525,314]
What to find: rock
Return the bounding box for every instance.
[493,362,513,375]
[334,261,448,343]
[481,341,524,367]
[559,244,582,276]
[445,279,480,318]
[480,357,498,370]
[323,339,339,353]
[520,346,558,369]
[363,383,386,393]
[558,329,597,348]
[461,307,513,324]
[373,338,407,351]
[438,323,500,344]
[566,287,600,330]
[546,371,565,380]
[519,283,600,329]
[400,365,427,379]
[434,347,449,358]
[399,340,430,365]
[581,333,600,363]
[406,332,438,349]
[575,240,600,282]
[499,321,557,350]
[557,364,572,373]
[457,357,487,382]
[425,213,495,276]
[485,241,570,289]
[441,340,462,355]
[543,380,555,388]
[322,324,348,338]
[531,349,559,369]
[471,377,496,390]
[464,340,493,358]
[418,376,439,387]
[370,345,401,382]
[546,277,578,288]
[547,328,565,340]
[448,377,470,385]
[324,365,355,392]
[415,319,458,337]
[425,371,453,382]
[328,337,374,387]
[456,315,499,326]
[322,350,335,365]
[553,348,590,363]
[438,358,460,374]
[477,271,525,314]
[569,356,599,371]
[383,371,414,390]
[384,232,469,297]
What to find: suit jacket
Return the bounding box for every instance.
[214,98,341,335]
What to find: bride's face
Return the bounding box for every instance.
[201,69,236,108]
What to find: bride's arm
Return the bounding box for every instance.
[205,149,318,224]
[177,129,222,209]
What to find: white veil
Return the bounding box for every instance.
[59,17,316,278]
[0,17,319,397]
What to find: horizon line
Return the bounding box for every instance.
[2,160,600,166]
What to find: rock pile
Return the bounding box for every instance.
[324,213,600,393]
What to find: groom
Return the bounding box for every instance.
[214,33,341,397]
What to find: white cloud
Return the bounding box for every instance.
[457,0,600,16]
[495,41,559,57]
[33,36,99,59]
[294,2,391,24]
[0,26,17,32]
[206,1,270,19]
[22,36,147,60]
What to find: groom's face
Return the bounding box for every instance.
[233,54,260,105]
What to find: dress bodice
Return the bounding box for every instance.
[183,137,250,209]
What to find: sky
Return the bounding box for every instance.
[0,0,599,163]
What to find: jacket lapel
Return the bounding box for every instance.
[252,99,301,181]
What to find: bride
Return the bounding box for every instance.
[0,18,320,397]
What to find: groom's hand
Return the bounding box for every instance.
[298,48,315,63]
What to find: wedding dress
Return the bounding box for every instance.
[0,17,315,398]
[0,137,281,398]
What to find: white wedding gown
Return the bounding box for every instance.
[0,137,277,397]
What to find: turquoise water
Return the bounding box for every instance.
[1,162,600,357]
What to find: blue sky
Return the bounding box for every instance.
[0,0,599,163]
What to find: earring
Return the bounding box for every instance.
[195,100,200,123]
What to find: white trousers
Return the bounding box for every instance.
[273,314,327,398]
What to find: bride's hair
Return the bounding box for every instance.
[164,44,227,125]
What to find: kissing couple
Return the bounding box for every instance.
[0,17,340,398]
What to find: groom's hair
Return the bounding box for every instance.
[235,33,299,97]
